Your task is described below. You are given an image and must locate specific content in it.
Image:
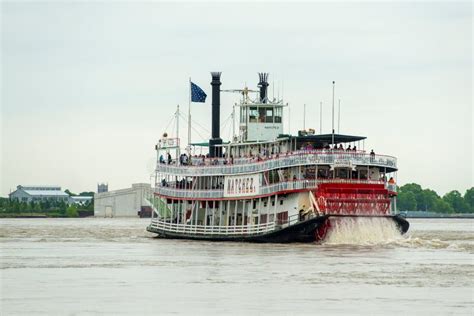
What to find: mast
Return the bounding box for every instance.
[338,99,341,134]
[232,104,236,140]
[303,103,306,130]
[319,101,322,134]
[176,104,180,164]
[331,81,335,147]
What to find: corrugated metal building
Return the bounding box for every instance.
[94,183,152,217]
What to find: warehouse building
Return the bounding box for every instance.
[94,183,152,217]
[9,185,70,203]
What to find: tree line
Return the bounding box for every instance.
[397,183,474,213]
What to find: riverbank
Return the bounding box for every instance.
[0,210,94,218]
[402,211,474,219]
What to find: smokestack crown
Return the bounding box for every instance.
[258,72,269,103]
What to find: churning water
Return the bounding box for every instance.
[1,218,473,315]
[322,217,402,245]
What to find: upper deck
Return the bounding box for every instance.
[157,149,397,176]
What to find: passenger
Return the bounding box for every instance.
[159,154,164,164]
[388,177,395,184]
[338,144,343,150]
[167,153,172,164]
[370,149,375,162]
[346,145,352,151]
[352,146,357,151]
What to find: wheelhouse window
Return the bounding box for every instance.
[249,107,258,123]
[274,107,282,123]
[265,108,273,123]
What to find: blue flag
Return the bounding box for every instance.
[191,82,207,103]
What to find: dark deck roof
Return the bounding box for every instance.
[190,141,230,147]
[277,133,366,144]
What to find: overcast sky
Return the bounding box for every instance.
[1,1,472,196]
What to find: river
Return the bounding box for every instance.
[1,218,472,315]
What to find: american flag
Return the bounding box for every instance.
[191,82,207,103]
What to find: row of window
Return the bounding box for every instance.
[240,107,283,124]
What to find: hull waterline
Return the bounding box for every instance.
[147,214,409,243]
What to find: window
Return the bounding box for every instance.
[274,107,282,123]
[265,108,273,123]
[249,107,258,122]
[259,108,266,122]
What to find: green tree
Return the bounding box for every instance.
[79,192,94,197]
[464,188,474,213]
[398,191,417,211]
[34,202,42,212]
[420,189,440,212]
[443,190,469,213]
[65,205,78,217]
[65,189,76,196]
[433,199,454,213]
[399,183,424,211]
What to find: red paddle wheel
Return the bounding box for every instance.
[313,182,392,241]
[316,182,391,216]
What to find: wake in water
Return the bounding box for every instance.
[320,217,474,252]
[321,217,403,245]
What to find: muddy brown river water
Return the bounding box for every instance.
[1,218,472,315]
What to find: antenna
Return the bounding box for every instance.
[338,99,341,134]
[277,80,280,101]
[303,104,306,130]
[288,103,291,134]
[232,103,236,139]
[282,80,284,101]
[176,104,180,164]
[272,79,275,100]
[320,101,322,134]
[331,81,335,147]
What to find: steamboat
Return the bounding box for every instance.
[147,72,409,242]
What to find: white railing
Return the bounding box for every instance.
[157,186,224,198]
[149,218,276,236]
[386,183,397,192]
[260,180,317,195]
[156,179,317,199]
[157,151,397,176]
[155,179,398,199]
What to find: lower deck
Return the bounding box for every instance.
[147,214,409,243]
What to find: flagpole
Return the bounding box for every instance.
[188,77,191,147]
[331,81,335,148]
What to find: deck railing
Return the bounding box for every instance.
[155,179,396,199]
[157,151,397,176]
[149,218,276,235]
[156,179,318,199]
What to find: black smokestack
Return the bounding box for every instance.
[209,72,222,157]
[258,73,269,103]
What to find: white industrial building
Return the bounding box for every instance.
[94,183,152,217]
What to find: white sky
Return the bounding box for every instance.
[1,1,472,196]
